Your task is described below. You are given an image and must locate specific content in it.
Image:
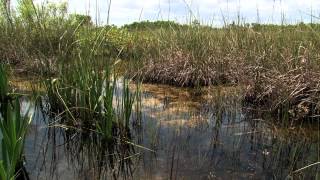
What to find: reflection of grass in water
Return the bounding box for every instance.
[0,0,318,178]
[163,119,317,179]
[138,84,318,179]
[66,129,135,179]
[265,136,318,179]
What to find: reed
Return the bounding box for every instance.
[42,24,137,139]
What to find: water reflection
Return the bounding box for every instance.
[25,111,136,179]
[23,84,319,179]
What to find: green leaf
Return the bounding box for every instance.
[0,161,8,180]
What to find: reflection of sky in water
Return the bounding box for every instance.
[22,84,319,179]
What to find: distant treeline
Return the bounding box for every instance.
[121,19,320,31]
[122,20,184,30]
[67,13,320,31]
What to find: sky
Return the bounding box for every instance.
[13,0,320,26]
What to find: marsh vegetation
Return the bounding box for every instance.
[0,0,319,179]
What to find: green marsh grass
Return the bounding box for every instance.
[0,1,318,179]
[0,99,32,180]
[43,25,137,139]
[1,1,320,123]
[0,64,32,180]
[0,0,138,140]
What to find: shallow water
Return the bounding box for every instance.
[21,84,319,180]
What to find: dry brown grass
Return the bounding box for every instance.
[244,66,320,121]
[138,49,243,87]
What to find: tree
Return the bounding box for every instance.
[69,14,93,26]
[192,19,200,26]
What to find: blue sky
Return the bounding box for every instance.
[17,0,320,26]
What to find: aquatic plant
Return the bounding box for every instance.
[0,64,32,180]
[0,99,32,180]
[0,63,8,108]
[121,79,135,127]
[42,23,137,139]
